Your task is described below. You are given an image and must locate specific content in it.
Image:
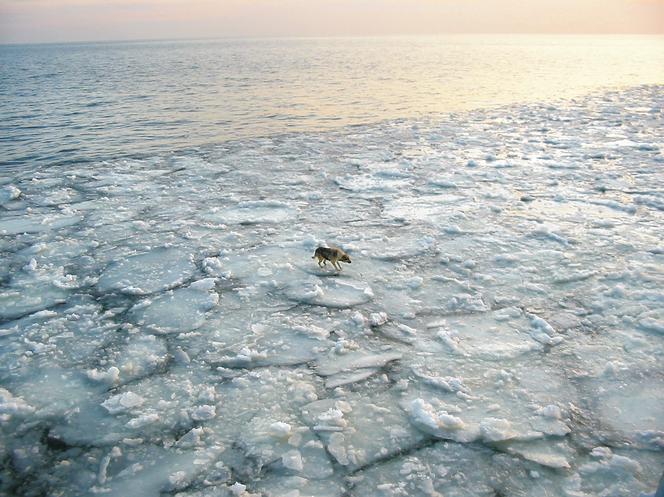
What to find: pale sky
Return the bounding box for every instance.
[1,0,663,44]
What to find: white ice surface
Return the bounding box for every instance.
[1,86,663,496]
[97,247,196,295]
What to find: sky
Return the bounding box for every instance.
[0,0,663,44]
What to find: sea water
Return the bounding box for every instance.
[0,35,663,497]
[2,35,663,169]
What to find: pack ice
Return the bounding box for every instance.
[1,86,663,496]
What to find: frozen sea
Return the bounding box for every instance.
[1,36,664,497]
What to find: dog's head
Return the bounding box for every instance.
[340,253,352,264]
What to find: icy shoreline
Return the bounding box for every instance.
[1,85,663,496]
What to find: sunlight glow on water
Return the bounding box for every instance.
[1,35,663,169]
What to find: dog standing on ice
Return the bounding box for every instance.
[312,246,352,271]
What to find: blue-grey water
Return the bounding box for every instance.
[1,35,663,170]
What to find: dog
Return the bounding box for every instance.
[312,246,352,271]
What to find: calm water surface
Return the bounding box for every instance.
[1,35,663,170]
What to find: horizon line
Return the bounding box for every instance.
[3,31,664,47]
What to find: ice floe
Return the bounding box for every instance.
[1,86,663,496]
[97,247,196,295]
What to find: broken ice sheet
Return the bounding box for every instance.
[128,278,219,334]
[0,263,71,321]
[201,200,298,225]
[97,247,196,295]
[284,277,374,308]
[430,307,544,360]
[401,352,575,447]
[315,350,403,388]
[301,390,426,471]
[1,86,664,497]
[581,369,664,449]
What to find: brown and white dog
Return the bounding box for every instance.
[312,246,352,271]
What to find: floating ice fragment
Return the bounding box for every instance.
[285,278,373,308]
[230,482,248,496]
[408,399,467,433]
[412,369,470,395]
[506,440,572,469]
[428,178,458,188]
[87,366,121,385]
[316,351,402,377]
[204,200,297,224]
[638,317,664,334]
[530,227,570,246]
[202,257,228,277]
[528,313,564,346]
[365,235,436,260]
[97,247,196,295]
[282,450,304,472]
[0,184,21,204]
[480,417,519,442]
[270,422,292,438]
[0,263,72,320]
[634,195,664,211]
[191,405,216,421]
[315,408,347,431]
[369,312,389,326]
[327,432,349,465]
[102,392,145,414]
[553,270,596,284]
[129,281,218,333]
[0,388,35,418]
[0,214,83,235]
[176,427,205,448]
[325,369,379,389]
[591,446,613,459]
[126,412,159,428]
[537,404,563,419]
[335,173,412,193]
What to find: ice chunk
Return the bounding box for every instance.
[434,309,540,360]
[87,335,169,386]
[97,247,196,295]
[203,200,297,224]
[129,280,218,333]
[191,404,216,421]
[350,442,498,497]
[0,184,21,204]
[638,317,664,334]
[0,279,68,320]
[0,213,83,235]
[587,373,664,449]
[9,367,103,419]
[0,388,35,419]
[505,439,573,469]
[281,450,303,472]
[98,445,222,497]
[301,391,426,470]
[102,392,145,414]
[284,278,373,308]
[335,172,412,193]
[406,398,476,442]
[208,330,325,369]
[362,235,436,260]
[316,351,402,377]
[0,260,80,320]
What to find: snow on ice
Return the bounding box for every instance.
[0,86,663,496]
